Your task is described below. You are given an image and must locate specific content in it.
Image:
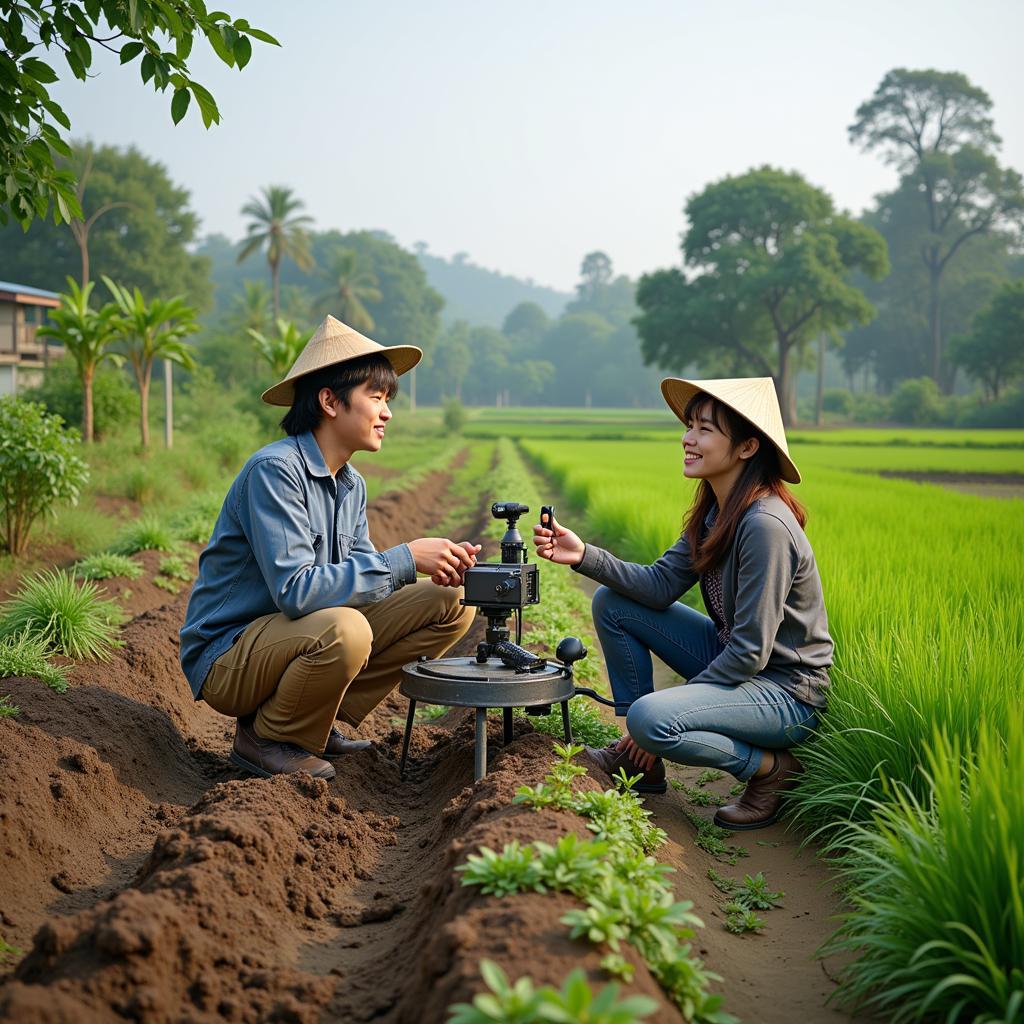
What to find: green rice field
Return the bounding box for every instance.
[490,413,1024,1023]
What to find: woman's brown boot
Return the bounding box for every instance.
[713,749,804,830]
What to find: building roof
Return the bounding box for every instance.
[0,280,61,303]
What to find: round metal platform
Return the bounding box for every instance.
[398,656,576,781]
[400,656,574,707]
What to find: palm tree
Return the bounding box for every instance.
[103,277,199,449]
[228,280,273,336]
[248,319,308,378]
[316,247,381,333]
[236,186,314,320]
[37,278,123,443]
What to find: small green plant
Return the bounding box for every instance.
[153,575,181,594]
[671,779,723,807]
[519,697,620,747]
[0,631,69,693]
[158,552,193,581]
[0,935,21,964]
[0,694,20,717]
[532,834,609,893]
[416,702,449,723]
[0,397,89,556]
[728,782,745,796]
[73,552,143,580]
[695,769,725,786]
[733,872,784,911]
[112,513,177,555]
[455,842,544,897]
[0,569,123,661]
[442,396,468,435]
[448,960,658,1024]
[171,491,222,544]
[513,741,588,810]
[683,810,747,864]
[706,867,737,896]
[722,903,767,935]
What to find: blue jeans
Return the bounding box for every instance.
[592,586,819,781]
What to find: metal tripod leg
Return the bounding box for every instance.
[502,707,514,745]
[399,699,416,779]
[561,699,572,743]
[474,707,488,780]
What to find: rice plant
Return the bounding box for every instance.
[822,722,1023,1023]
[0,630,70,692]
[0,570,123,662]
[111,513,177,555]
[73,552,143,580]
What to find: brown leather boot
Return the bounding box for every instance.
[713,749,803,830]
[586,739,667,794]
[322,725,372,758]
[230,716,336,780]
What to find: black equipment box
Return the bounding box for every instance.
[461,562,540,609]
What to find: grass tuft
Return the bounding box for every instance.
[0,570,123,662]
[0,631,68,692]
[73,552,143,581]
[0,694,20,717]
[111,513,177,555]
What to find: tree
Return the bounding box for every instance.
[227,280,273,337]
[502,302,549,343]
[0,1,277,230]
[103,277,198,448]
[0,143,212,307]
[635,167,889,424]
[850,69,1024,389]
[315,248,382,333]
[950,279,1024,400]
[237,186,314,320]
[36,278,123,442]
[248,319,307,379]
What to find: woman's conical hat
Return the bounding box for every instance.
[261,315,423,407]
[660,377,800,484]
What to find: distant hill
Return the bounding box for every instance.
[414,250,570,328]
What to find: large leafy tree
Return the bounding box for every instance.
[315,247,381,333]
[0,1,277,230]
[950,279,1024,400]
[0,143,211,306]
[635,167,889,424]
[237,186,314,320]
[36,278,122,442]
[103,277,198,448]
[850,69,1024,389]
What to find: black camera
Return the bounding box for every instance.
[461,501,542,671]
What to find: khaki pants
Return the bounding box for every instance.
[201,579,476,754]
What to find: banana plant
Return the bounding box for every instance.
[247,317,307,378]
[102,277,198,449]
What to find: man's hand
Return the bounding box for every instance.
[408,538,481,588]
[533,513,586,566]
[616,734,658,772]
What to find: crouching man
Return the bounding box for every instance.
[179,315,479,780]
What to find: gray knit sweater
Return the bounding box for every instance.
[574,495,832,708]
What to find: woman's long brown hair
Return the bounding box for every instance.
[682,392,806,575]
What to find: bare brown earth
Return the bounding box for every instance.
[0,461,862,1023]
[876,469,1024,501]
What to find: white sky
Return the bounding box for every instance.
[50,0,1024,292]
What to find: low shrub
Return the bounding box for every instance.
[0,569,123,662]
[443,396,467,434]
[0,397,89,556]
[888,377,949,426]
[23,359,138,441]
[956,386,1024,428]
[822,388,854,416]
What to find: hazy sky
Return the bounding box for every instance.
[51,1,1024,292]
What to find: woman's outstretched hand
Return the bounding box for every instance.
[533,514,585,567]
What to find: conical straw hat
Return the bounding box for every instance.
[261,315,422,407]
[660,377,800,484]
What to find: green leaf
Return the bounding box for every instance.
[187,80,220,127]
[233,35,251,69]
[170,87,190,125]
[175,32,193,60]
[5,175,17,200]
[245,27,280,45]
[119,41,144,64]
[140,52,155,84]
[21,58,58,84]
[70,35,91,71]
[40,98,71,130]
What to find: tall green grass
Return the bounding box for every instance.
[823,722,1023,1022]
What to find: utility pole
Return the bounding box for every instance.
[164,359,173,449]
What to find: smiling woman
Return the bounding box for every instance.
[533,377,832,831]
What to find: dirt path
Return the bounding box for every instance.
[876,469,1024,501]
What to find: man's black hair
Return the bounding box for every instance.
[280,354,399,436]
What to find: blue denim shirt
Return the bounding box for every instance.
[179,431,417,698]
